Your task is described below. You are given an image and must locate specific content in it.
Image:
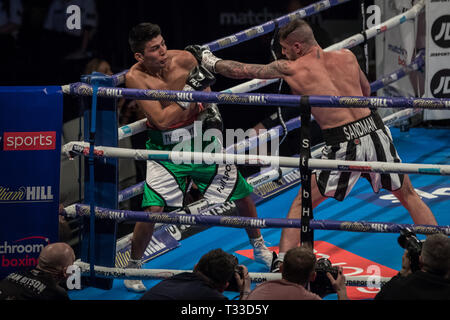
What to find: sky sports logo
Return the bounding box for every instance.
[2,131,56,151]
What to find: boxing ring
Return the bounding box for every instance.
[53,0,449,301]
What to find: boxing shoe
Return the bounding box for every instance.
[123,259,147,293]
[250,237,274,270]
[270,253,283,273]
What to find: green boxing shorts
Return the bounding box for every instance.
[142,124,253,209]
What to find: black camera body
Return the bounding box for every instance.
[227,265,244,292]
[309,258,339,297]
[397,228,423,272]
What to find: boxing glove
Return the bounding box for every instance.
[185,45,222,73]
[197,103,223,132]
[177,65,216,109]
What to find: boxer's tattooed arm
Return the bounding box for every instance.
[215,60,292,79]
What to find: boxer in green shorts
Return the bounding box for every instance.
[123,23,273,292]
[142,124,253,209]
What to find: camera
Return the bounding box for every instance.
[397,228,422,272]
[309,258,339,297]
[227,265,244,292]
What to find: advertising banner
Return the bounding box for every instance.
[424,0,450,120]
[375,0,419,118]
[0,86,62,279]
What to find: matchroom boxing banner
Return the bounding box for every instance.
[0,86,62,280]
[424,0,450,120]
[375,0,418,106]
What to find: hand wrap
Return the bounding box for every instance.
[185,45,222,73]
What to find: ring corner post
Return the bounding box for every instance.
[81,73,119,290]
[299,95,314,250]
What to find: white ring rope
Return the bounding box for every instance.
[219,0,426,95]
[74,261,392,288]
[62,141,450,176]
[65,1,435,293]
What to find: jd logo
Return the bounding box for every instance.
[430,69,450,98]
[431,15,450,48]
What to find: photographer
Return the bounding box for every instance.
[244,247,349,300]
[140,248,251,300]
[375,232,450,300]
[0,242,75,300]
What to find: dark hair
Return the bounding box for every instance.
[128,22,162,54]
[421,233,450,276]
[282,247,316,284]
[194,249,237,288]
[279,18,316,45]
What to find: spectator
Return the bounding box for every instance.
[40,0,98,83]
[244,247,349,300]
[83,57,113,76]
[0,0,22,36]
[0,0,23,84]
[43,0,97,60]
[0,242,75,300]
[62,57,113,123]
[375,233,450,300]
[140,248,251,300]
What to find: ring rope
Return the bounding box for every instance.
[62,141,450,176]
[62,83,450,110]
[226,0,426,94]
[104,0,349,88]
[73,261,392,288]
[370,50,424,93]
[115,48,425,142]
[104,0,423,93]
[203,0,351,52]
[80,53,422,206]
[64,0,440,291]
[63,204,450,236]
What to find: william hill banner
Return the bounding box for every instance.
[0,86,62,279]
[425,0,450,120]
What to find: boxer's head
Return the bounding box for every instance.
[129,23,168,70]
[279,19,318,60]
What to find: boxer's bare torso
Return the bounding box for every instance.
[215,46,371,130]
[280,47,371,129]
[126,36,200,130]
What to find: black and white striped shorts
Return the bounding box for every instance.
[315,112,404,201]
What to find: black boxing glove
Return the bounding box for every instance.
[197,103,223,132]
[177,65,216,109]
[185,45,222,73]
[185,45,204,64]
[186,65,216,91]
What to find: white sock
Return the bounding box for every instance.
[250,236,266,248]
[277,252,285,261]
[127,258,142,268]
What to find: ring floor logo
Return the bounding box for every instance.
[431,69,450,98]
[432,15,450,49]
[1,236,49,268]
